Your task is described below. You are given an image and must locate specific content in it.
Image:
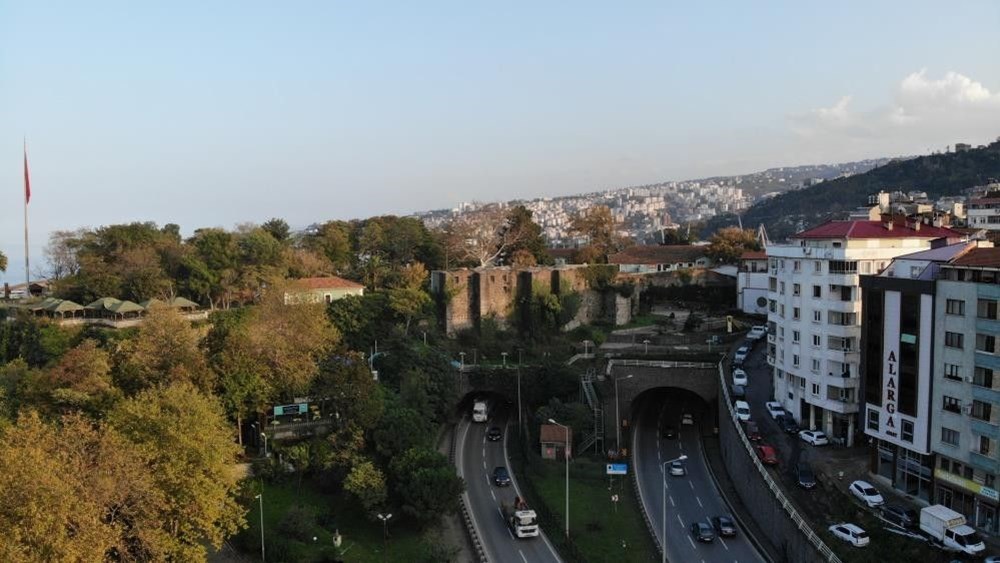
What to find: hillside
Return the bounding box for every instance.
[703,140,1000,240]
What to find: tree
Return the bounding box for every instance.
[24,339,119,416]
[261,218,291,243]
[115,306,213,394]
[344,459,388,519]
[372,403,433,460]
[569,205,630,263]
[313,353,384,431]
[706,227,761,264]
[387,262,431,334]
[443,205,538,267]
[388,447,465,524]
[108,382,246,560]
[497,205,550,266]
[0,249,6,272]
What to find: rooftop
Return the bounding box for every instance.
[289,276,365,290]
[791,220,960,240]
[739,250,767,261]
[539,424,571,443]
[949,247,1000,268]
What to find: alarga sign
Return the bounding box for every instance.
[882,349,898,438]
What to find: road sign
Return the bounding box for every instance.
[606,463,628,475]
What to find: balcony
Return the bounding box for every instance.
[826,300,861,314]
[825,273,859,287]
[825,323,861,339]
[972,419,1000,440]
[804,394,860,414]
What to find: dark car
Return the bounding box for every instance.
[778,415,800,434]
[797,461,817,490]
[492,466,511,487]
[662,424,678,439]
[744,421,762,442]
[486,426,503,442]
[690,521,716,543]
[710,515,737,537]
[881,505,918,529]
[731,384,746,400]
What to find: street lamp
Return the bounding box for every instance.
[459,352,465,370]
[548,418,570,538]
[501,352,508,367]
[255,492,266,563]
[376,513,393,563]
[516,365,523,435]
[660,455,688,563]
[643,339,650,354]
[615,374,634,451]
[260,432,269,458]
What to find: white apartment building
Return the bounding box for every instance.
[767,219,962,446]
[968,196,1000,231]
[737,250,769,315]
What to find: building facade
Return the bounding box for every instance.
[968,196,1000,232]
[930,248,1000,535]
[767,219,960,446]
[737,250,769,315]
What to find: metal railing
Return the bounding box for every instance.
[605,359,717,375]
[578,370,603,454]
[717,361,843,563]
[449,423,490,563]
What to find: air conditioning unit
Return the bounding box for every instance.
[803,248,812,255]
[964,404,974,415]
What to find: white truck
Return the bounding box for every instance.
[472,398,493,423]
[502,497,539,538]
[919,504,985,555]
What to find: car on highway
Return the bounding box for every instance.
[710,515,738,537]
[880,505,918,529]
[662,424,677,439]
[756,444,778,465]
[681,413,694,426]
[797,461,816,490]
[765,401,786,420]
[849,480,885,508]
[734,400,751,421]
[690,521,716,543]
[733,345,750,364]
[828,523,869,547]
[486,426,503,441]
[731,383,746,400]
[799,429,829,446]
[778,415,800,434]
[743,420,762,441]
[732,368,748,386]
[747,325,767,341]
[493,466,512,487]
[669,460,686,476]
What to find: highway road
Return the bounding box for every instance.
[456,412,562,563]
[633,394,765,563]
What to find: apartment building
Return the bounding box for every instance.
[968,195,1000,231]
[931,247,1000,535]
[737,250,769,315]
[767,219,961,446]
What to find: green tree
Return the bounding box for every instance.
[389,447,465,525]
[706,227,761,264]
[24,339,119,417]
[372,403,433,460]
[344,459,388,519]
[569,205,631,263]
[388,262,431,334]
[313,353,384,430]
[0,249,6,272]
[498,205,551,266]
[114,306,213,394]
[261,218,291,243]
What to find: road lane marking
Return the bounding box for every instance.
[669,495,675,507]
[483,460,487,470]
[490,490,496,501]
[482,446,485,457]
[687,536,696,549]
[719,537,729,550]
[519,550,528,563]
[689,481,695,490]
[676,514,684,527]
[695,496,703,507]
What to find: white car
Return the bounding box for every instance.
[747,326,767,341]
[828,523,869,547]
[799,430,829,446]
[733,346,750,363]
[734,401,751,421]
[849,480,885,508]
[765,401,786,420]
[669,461,686,476]
[732,368,748,387]
[681,413,694,426]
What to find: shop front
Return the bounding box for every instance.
[869,439,933,501]
[935,469,1000,536]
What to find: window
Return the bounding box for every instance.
[792,330,800,343]
[971,400,992,422]
[979,299,998,320]
[811,358,821,373]
[910,266,922,278]
[945,332,964,349]
[793,307,800,320]
[793,283,801,296]
[811,383,820,396]
[793,354,800,367]
[974,367,995,389]
[769,299,777,313]
[901,420,914,443]
[943,396,962,413]
[944,363,962,381]
[867,409,879,431]
[941,427,960,446]
[977,436,992,456]
[813,310,822,323]
[780,282,785,295]
[769,277,777,291]
[946,299,966,315]
[812,334,821,347]
[779,304,785,317]
[793,260,801,272]
[814,261,822,273]
[976,333,997,354]
[799,376,805,389]
[813,285,822,298]
[829,260,858,274]
[859,261,871,275]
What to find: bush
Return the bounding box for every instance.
[278,505,317,542]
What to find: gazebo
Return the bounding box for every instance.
[167,296,199,311]
[44,299,85,319]
[139,298,166,310]
[108,300,145,319]
[85,297,123,318]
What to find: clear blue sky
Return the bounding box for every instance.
[2,1,999,283]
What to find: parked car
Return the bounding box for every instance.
[493,466,512,487]
[778,415,800,434]
[690,521,716,543]
[747,325,767,341]
[669,460,686,476]
[828,523,870,547]
[681,413,695,426]
[731,384,746,400]
[744,420,762,441]
[881,505,918,529]
[734,400,751,421]
[797,461,817,489]
[765,401,786,420]
[798,429,829,446]
[486,426,503,441]
[849,480,885,508]
[756,444,778,465]
[711,515,738,537]
[732,368,748,386]
[733,345,750,364]
[662,424,677,439]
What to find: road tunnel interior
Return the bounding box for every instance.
[630,387,712,434]
[456,390,513,421]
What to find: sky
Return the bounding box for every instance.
[2,1,1000,283]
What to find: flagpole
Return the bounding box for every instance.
[23,138,29,290]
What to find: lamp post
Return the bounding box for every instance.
[260,432,269,457]
[376,513,393,563]
[615,374,634,451]
[255,492,266,563]
[660,455,688,563]
[459,352,465,370]
[643,339,650,355]
[548,418,570,538]
[501,352,508,367]
[516,365,523,435]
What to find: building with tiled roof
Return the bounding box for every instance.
[738,250,769,315]
[284,276,365,305]
[608,245,712,274]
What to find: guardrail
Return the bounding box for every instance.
[630,464,664,560]
[717,362,843,563]
[449,422,490,563]
[606,359,718,375]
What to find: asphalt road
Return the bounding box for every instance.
[633,395,765,563]
[456,413,562,563]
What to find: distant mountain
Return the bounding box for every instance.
[704,140,1000,240]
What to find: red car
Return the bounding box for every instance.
[756,444,778,465]
[744,421,762,442]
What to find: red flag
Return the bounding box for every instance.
[23,144,30,204]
